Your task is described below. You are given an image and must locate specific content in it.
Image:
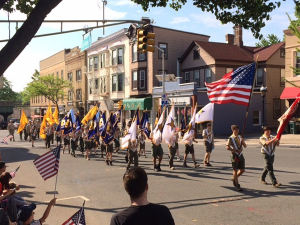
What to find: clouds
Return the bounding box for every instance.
[110,0,137,6]
[170,17,190,24]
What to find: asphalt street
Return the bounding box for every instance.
[0,130,300,225]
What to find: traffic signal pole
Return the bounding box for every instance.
[155,45,165,114]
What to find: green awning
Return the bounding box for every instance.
[123,98,152,110]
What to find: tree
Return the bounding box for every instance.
[255,34,282,47]
[0,77,20,101]
[23,70,72,107]
[131,0,287,39]
[0,0,62,77]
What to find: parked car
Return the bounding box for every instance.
[0,121,8,129]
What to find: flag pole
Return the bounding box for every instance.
[53,173,58,199]
[241,56,259,138]
[77,200,86,225]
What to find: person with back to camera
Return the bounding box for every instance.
[202,122,214,166]
[110,167,175,225]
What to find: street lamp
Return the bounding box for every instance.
[260,84,267,130]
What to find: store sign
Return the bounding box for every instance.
[168,97,190,105]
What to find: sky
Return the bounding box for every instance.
[0,0,296,92]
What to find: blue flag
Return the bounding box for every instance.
[140,111,150,138]
[55,123,61,132]
[100,110,120,145]
[68,109,77,124]
[75,116,81,133]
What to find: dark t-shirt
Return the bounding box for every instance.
[110,203,175,225]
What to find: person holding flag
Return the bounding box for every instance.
[82,126,91,160]
[151,108,165,172]
[17,110,28,141]
[55,124,62,147]
[30,123,38,148]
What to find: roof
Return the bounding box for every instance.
[180,41,285,63]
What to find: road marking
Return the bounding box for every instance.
[44,196,90,202]
[212,204,218,207]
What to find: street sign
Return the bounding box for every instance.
[81,34,92,51]
[161,94,168,107]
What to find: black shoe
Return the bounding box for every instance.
[194,162,200,168]
[233,179,236,187]
[157,164,162,171]
[235,184,242,191]
[207,162,212,166]
[110,161,113,166]
[154,165,158,172]
[125,156,128,163]
[105,160,109,165]
[183,162,188,167]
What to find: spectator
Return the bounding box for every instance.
[110,167,175,225]
[17,198,56,225]
[0,162,7,174]
[0,208,16,225]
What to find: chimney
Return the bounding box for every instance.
[234,25,243,47]
[226,34,234,45]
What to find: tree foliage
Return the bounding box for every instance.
[131,0,287,39]
[255,34,282,47]
[0,77,20,101]
[23,70,72,106]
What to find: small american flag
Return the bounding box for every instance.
[62,207,86,225]
[10,165,21,178]
[1,135,13,144]
[205,63,256,106]
[33,146,60,181]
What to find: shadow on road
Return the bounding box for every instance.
[0,146,41,163]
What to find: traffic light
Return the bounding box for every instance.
[137,29,155,52]
[118,100,123,110]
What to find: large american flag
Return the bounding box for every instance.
[33,146,60,180]
[205,63,256,106]
[1,135,13,144]
[62,207,86,225]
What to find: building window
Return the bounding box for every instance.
[118,74,123,92]
[67,72,73,81]
[253,111,261,125]
[100,77,107,93]
[194,70,200,87]
[280,68,285,86]
[158,70,166,87]
[112,75,117,92]
[76,70,81,81]
[273,99,281,119]
[132,71,137,89]
[76,89,82,101]
[132,43,146,62]
[94,57,99,71]
[68,90,73,101]
[256,68,264,86]
[95,78,99,90]
[61,70,64,79]
[158,43,168,59]
[280,49,285,58]
[295,52,300,76]
[185,72,190,83]
[89,79,92,94]
[205,68,212,83]
[89,58,93,71]
[118,48,123,64]
[56,72,59,77]
[193,49,200,59]
[140,70,145,89]
[112,49,117,65]
[100,53,106,68]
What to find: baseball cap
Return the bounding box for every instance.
[17,203,36,222]
[0,162,7,169]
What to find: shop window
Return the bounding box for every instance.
[253,111,261,125]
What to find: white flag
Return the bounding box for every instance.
[162,103,176,146]
[182,103,198,144]
[189,103,198,128]
[121,119,137,149]
[195,103,214,124]
[152,108,165,146]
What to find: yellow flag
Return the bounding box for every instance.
[45,103,55,125]
[40,115,47,140]
[52,105,59,124]
[81,106,98,125]
[17,110,28,134]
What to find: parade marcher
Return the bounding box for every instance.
[126,139,139,171]
[226,125,247,191]
[7,120,15,142]
[138,130,147,158]
[168,132,179,170]
[19,129,23,141]
[55,129,62,147]
[62,132,70,154]
[70,129,77,157]
[105,122,114,166]
[125,120,132,163]
[78,126,84,153]
[24,122,30,141]
[83,126,91,160]
[151,133,163,172]
[36,119,41,139]
[28,121,33,142]
[31,124,38,148]
[44,123,52,149]
[100,138,106,159]
[259,126,281,187]
[114,128,120,155]
[202,123,214,166]
[182,125,199,168]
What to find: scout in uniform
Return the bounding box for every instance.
[82,126,91,160]
[168,132,179,170]
[226,125,247,191]
[182,125,199,168]
[259,126,281,187]
[138,130,147,158]
[126,139,139,171]
[202,123,214,166]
